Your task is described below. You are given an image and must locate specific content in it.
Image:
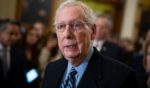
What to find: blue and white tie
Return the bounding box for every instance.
[61,68,77,88]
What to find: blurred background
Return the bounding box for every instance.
[0,0,149,42]
[0,0,150,88]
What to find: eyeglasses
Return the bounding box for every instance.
[54,21,90,32]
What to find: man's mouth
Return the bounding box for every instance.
[65,44,77,49]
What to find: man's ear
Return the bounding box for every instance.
[91,24,96,40]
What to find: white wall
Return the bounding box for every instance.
[120,0,139,40]
[0,0,17,19]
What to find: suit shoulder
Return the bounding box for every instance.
[95,54,134,76]
[98,54,138,88]
[46,58,65,68]
[105,41,123,50]
[93,49,132,73]
[102,54,133,72]
[45,58,66,73]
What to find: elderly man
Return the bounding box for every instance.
[42,0,138,88]
[93,14,125,61]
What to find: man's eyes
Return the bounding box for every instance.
[58,24,66,29]
[74,23,82,28]
[56,21,85,31]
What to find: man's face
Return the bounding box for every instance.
[95,17,110,40]
[56,6,95,63]
[0,24,21,46]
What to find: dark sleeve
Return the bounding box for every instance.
[42,63,52,88]
[121,71,139,88]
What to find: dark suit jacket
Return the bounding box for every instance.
[0,46,27,88]
[42,48,138,88]
[100,41,125,61]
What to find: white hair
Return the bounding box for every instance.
[54,0,96,26]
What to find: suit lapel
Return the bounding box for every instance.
[78,48,103,88]
[46,58,67,88]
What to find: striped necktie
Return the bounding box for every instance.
[61,68,77,88]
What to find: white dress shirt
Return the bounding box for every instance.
[93,40,104,51]
[60,47,94,87]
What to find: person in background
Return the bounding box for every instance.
[130,28,150,88]
[42,0,138,88]
[19,27,41,88]
[21,27,41,68]
[0,19,26,88]
[33,21,47,51]
[93,14,125,62]
[0,19,21,46]
[33,21,46,39]
[38,33,62,77]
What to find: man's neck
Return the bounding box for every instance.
[68,53,87,67]
[68,47,93,67]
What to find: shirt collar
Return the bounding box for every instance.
[66,47,94,76]
[93,40,105,47]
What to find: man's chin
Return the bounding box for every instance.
[64,54,79,59]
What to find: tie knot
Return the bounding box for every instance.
[69,68,77,76]
[60,67,77,88]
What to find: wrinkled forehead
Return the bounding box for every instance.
[56,5,86,23]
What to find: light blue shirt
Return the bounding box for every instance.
[61,47,94,87]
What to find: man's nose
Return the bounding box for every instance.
[63,25,74,39]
